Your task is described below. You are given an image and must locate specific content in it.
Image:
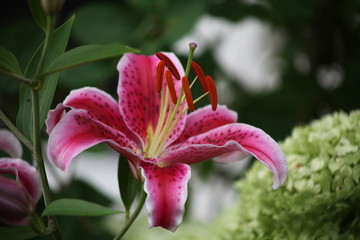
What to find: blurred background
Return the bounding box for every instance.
[1,0,360,239]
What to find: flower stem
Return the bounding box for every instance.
[0,109,34,151]
[30,14,62,239]
[114,188,147,240]
[31,90,50,204]
[34,15,54,84]
[31,89,62,240]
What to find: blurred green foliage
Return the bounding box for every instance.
[52,180,115,240]
[33,179,115,240]
[208,0,360,140]
[1,0,360,139]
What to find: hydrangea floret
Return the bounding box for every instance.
[221,110,360,240]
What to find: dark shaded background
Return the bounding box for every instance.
[1,0,360,239]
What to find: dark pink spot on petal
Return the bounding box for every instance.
[139,161,191,232]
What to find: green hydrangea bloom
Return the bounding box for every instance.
[226,110,360,240]
[123,110,360,240]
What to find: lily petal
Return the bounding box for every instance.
[47,109,141,171]
[65,87,139,142]
[139,161,191,232]
[0,130,22,158]
[117,53,186,146]
[0,158,41,226]
[46,103,66,135]
[0,175,32,226]
[0,174,31,208]
[0,158,41,203]
[172,105,238,145]
[162,123,287,189]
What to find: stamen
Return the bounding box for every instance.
[191,61,208,92]
[165,70,178,104]
[182,76,194,112]
[205,76,218,111]
[156,60,165,92]
[156,52,180,80]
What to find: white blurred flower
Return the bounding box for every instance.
[174,15,284,93]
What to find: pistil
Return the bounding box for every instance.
[146,43,218,159]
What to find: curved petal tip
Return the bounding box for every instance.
[139,161,191,232]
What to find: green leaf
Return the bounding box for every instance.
[16,16,74,140]
[0,45,22,75]
[118,155,140,213]
[59,60,115,89]
[209,1,270,21]
[128,0,158,9]
[53,180,115,239]
[0,226,38,240]
[71,2,140,44]
[42,43,139,76]
[42,199,124,217]
[267,0,315,21]
[28,0,47,32]
[163,0,207,44]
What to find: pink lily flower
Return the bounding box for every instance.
[0,129,41,226]
[46,48,287,232]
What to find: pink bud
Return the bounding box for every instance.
[0,159,41,226]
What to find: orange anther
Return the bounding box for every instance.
[165,70,178,104]
[191,61,208,92]
[205,76,218,111]
[156,52,181,80]
[156,60,165,92]
[182,76,194,112]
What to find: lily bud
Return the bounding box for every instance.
[41,0,65,15]
[0,159,41,226]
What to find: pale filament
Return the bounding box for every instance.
[145,47,217,160]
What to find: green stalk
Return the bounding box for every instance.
[30,14,62,240]
[31,89,62,240]
[113,188,147,240]
[34,15,55,85]
[31,90,51,207]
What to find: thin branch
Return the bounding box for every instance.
[113,188,147,240]
[0,68,33,86]
[0,109,33,151]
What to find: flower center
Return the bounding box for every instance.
[145,43,218,159]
